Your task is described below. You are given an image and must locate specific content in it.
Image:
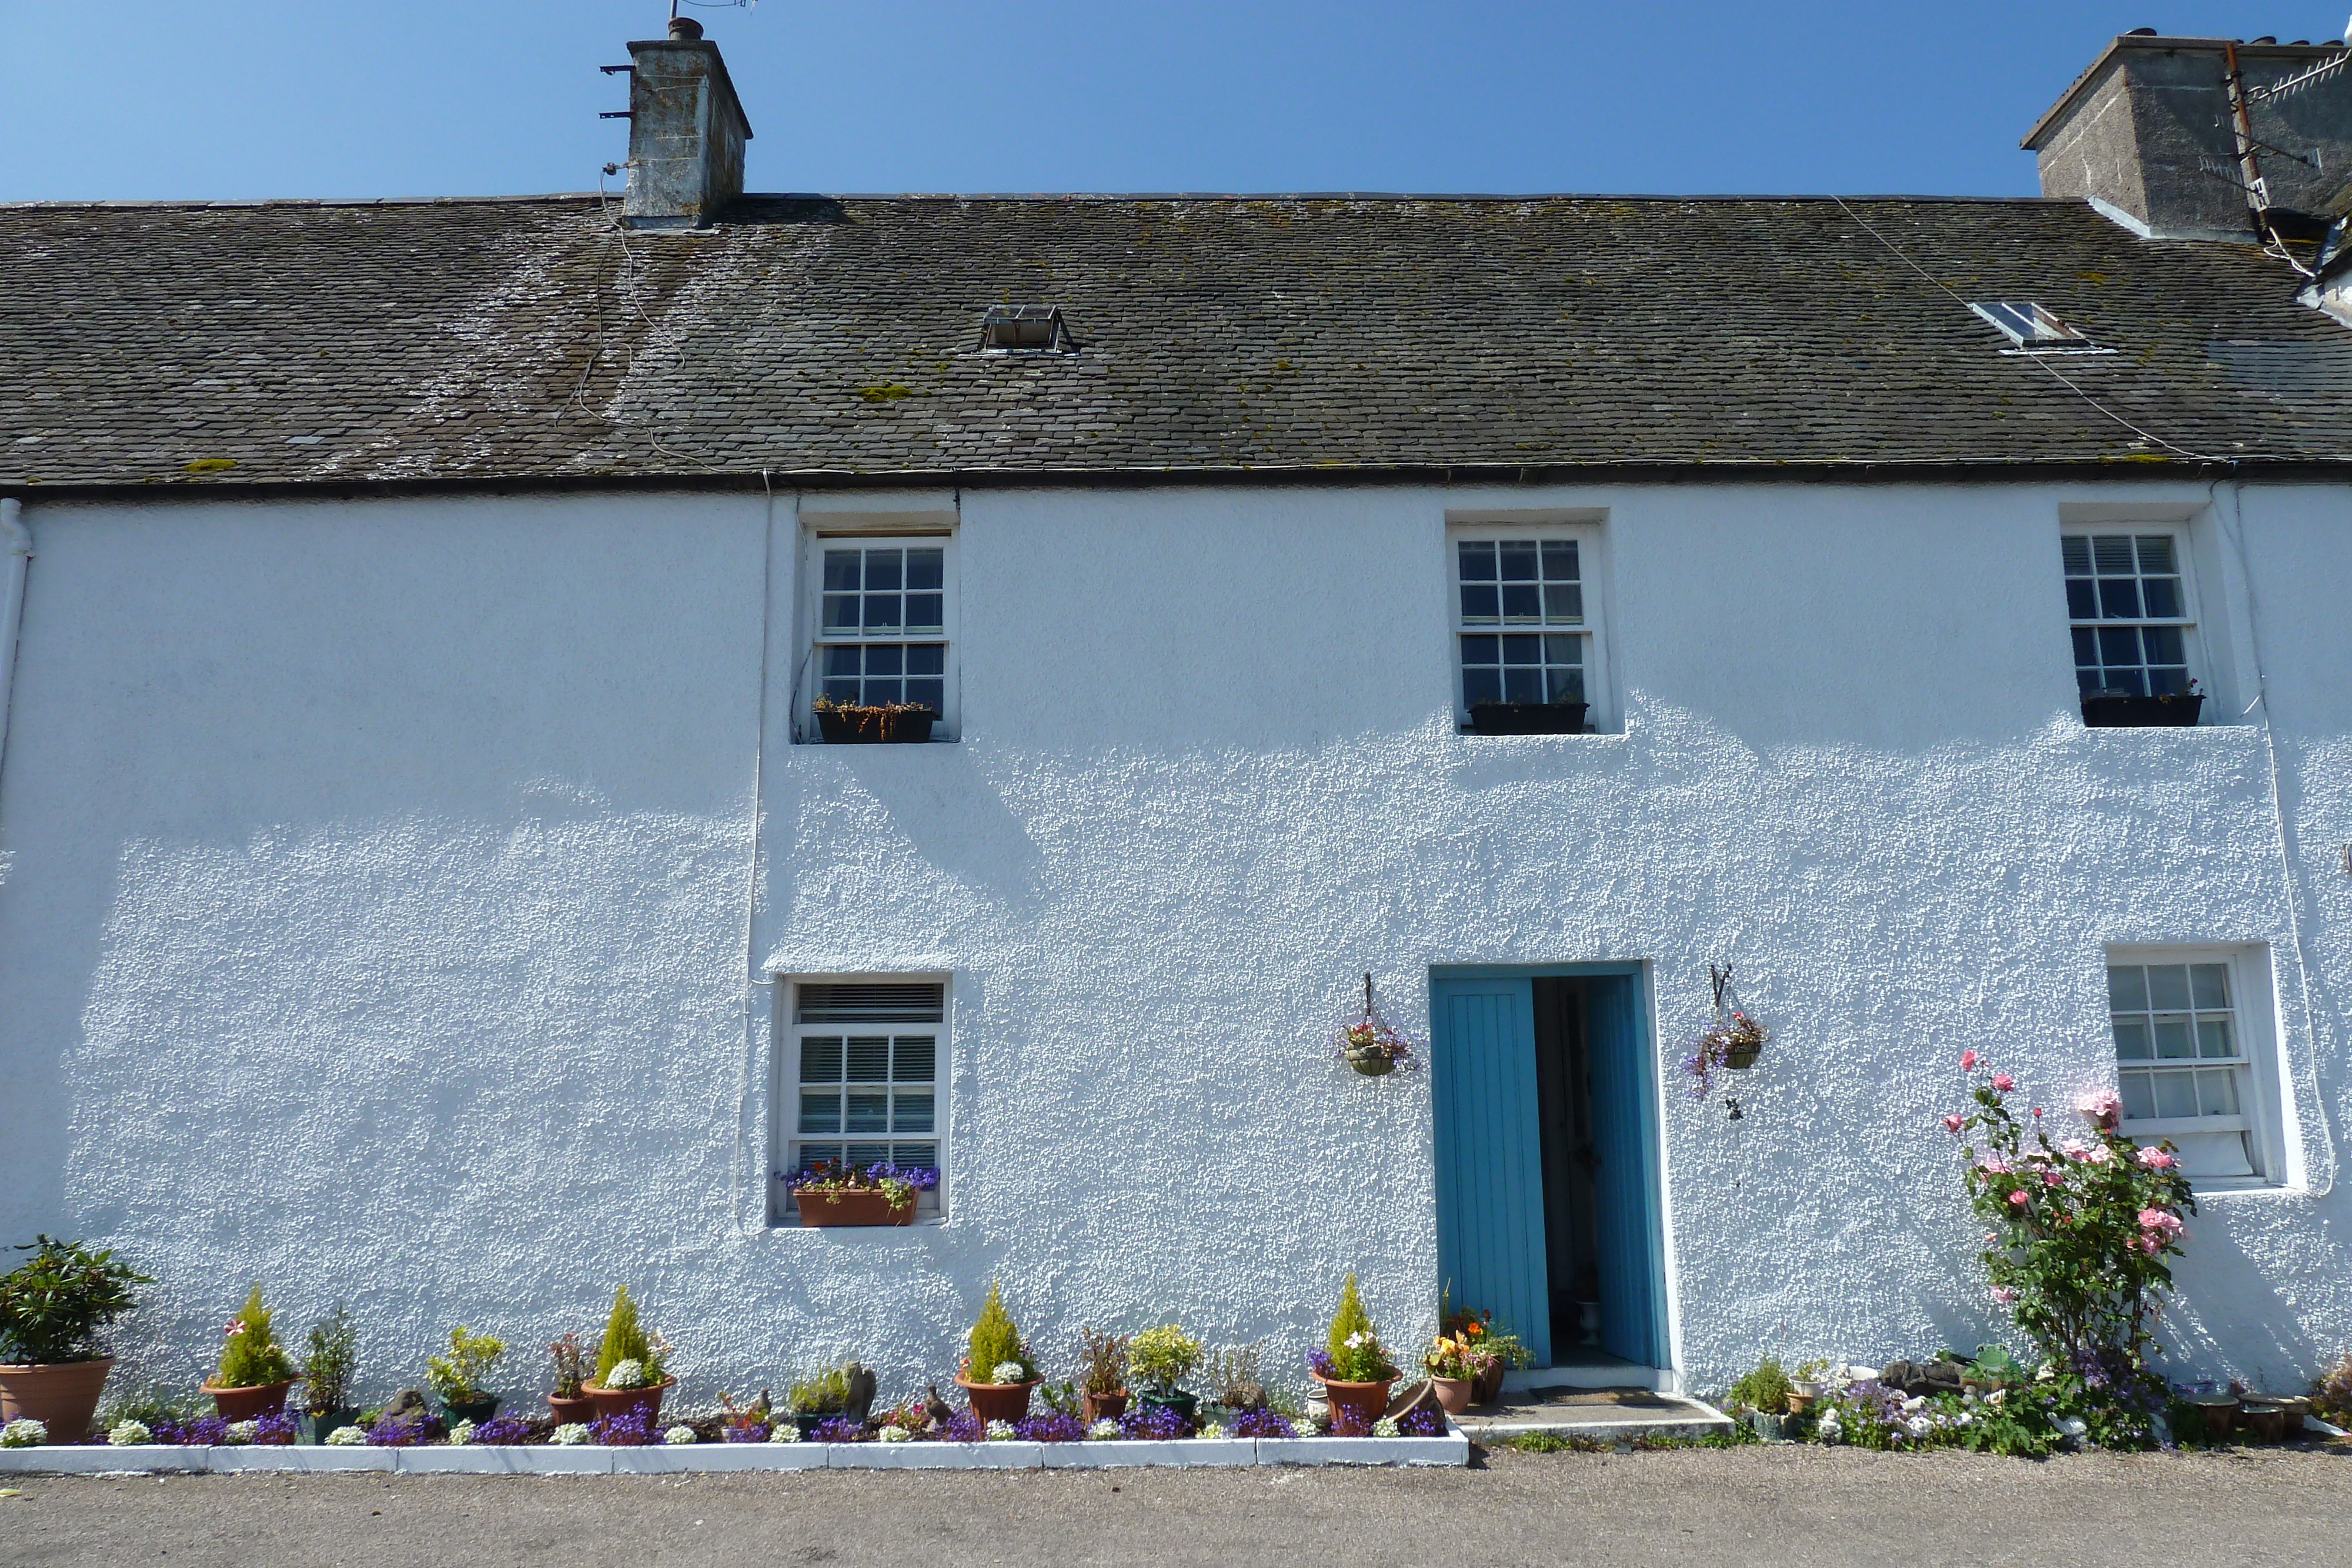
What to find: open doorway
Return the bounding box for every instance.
[1430,967,1667,1372]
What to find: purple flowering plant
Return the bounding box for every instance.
[1015,1411,1087,1443]
[1228,1407,1296,1439]
[249,1411,298,1446]
[811,1415,868,1443]
[365,1415,443,1447]
[789,1161,940,1214]
[936,1410,987,1443]
[1117,1403,1192,1441]
[589,1407,658,1446]
[1396,1405,1448,1437]
[470,1416,534,1446]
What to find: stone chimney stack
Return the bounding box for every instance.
[2024,31,2352,242]
[622,16,754,229]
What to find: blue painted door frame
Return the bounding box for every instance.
[1429,964,1670,1369]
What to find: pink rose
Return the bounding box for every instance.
[2077,1088,2123,1127]
[2043,1171,2064,1187]
[1992,1074,2015,1093]
[1960,1049,1979,1072]
[2008,1190,2029,1207]
[2087,1144,2113,1165]
[1990,1286,2017,1305]
[2136,1148,2177,1170]
[2137,1208,2183,1236]
[1979,1156,2011,1175]
[1943,1114,1964,1134]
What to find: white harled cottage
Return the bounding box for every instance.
[2,23,2349,1404]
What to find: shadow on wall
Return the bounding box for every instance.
[2161,1207,2331,1392]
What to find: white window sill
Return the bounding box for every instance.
[762,1217,950,1234]
[2185,1178,2300,1198]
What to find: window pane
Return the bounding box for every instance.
[2197,1019,2234,1059]
[2097,626,2141,667]
[1462,667,1502,706]
[2141,626,2184,666]
[823,646,863,679]
[863,594,903,632]
[864,550,903,591]
[906,548,944,591]
[2196,1068,2239,1116]
[907,678,944,713]
[1501,584,1542,622]
[2092,536,2135,576]
[2066,580,2097,620]
[797,1143,843,1169]
[1547,666,1586,705]
[800,1038,844,1082]
[859,644,900,677]
[893,1142,938,1171]
[863,677,903,706]
[1544,583,1585,623]
[907,644,946,676]
[1541,540,1579,581]
[2189,964,2229,1009]
[845,1142,890,1168]
[2120,1072,2157,1121]
[906,593,944,632]
[2145,966,2191,1011]
[1502,635,1542,665]
[824,551,862,593]
[2112,1018,2151,1060]
[2147,666,2191,697]
[1461,635,1498,665]
[1498,541,1538,581]
[893,1092,934,1133]
[2153,1071,2198,1119]
[1459,584,1499,623]
[1544,635,1582,667]
[1458,541,1496,581]
[2153,1018,2194,1059]
[799,1092,841,1134]
[2107,966,2147,1010]
[1504,666,1544,703]
[846,1037,890,1082]
[2141,577,2181,618]
[2062,536,2092,576]
[845,1093,889,1134]
[894,1037,937,1082]
[2134,535,2176,574]
[823,594,859,633]
[2097,578,2142,619]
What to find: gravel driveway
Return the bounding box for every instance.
[3,1444,2346,1567]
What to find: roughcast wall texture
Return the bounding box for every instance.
[0,477,2342,1410]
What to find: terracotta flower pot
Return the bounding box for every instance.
[548,1393,595,1425]
[1312,1372,1394,1427]
[793,1187,914,1227]
[1081,1390,1129,1425]
[1471,1360,1506,1406]
[582,1376,674,1425]
[0,1358,115,1442]
[202,1378,294,1421]
[954,1375,1037,1425]
[1428,1376,1474,1415]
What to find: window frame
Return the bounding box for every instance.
[1446,519,1612,733]
[2102,943,2288,1192]
[2060,521,2210,716]
[800,529,960,742]
[768,973,952,1225]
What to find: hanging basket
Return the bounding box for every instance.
[1682,962,1769,1096]
[1334,974,1419,1076]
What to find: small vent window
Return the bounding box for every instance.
[796,982,946,1024]
[980,304,1067,352]
[1970,301,2090,350]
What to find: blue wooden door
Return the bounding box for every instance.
[1430,977,1552,1368]
[1586,974,1667,1366]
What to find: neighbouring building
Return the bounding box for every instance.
[2,22,2349,1405]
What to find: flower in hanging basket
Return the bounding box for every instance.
[1683,1012,1770,1096]
[1335,1018,1420,1076]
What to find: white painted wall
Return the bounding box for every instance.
[0,477,2342,1411]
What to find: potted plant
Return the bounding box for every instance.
[1128,1324,1204,1426]
[580,1287,674,1424]
[813,694,937,744]
[425,1326,505,1426]
[201,1287,298,1420]
[295,1306,360,1445]
[1728,1356,1792,1440]
[1422,1333,1492,1415]
[0,1235,151,1443]
[1334,974,1420,1077]
[1439,1294,1528,1405]
[1465,699,1588,735]
[1308,1274,1399,1428]
[547,1331,593,1425]
[1075,1328,1130,1424]
[788,1364,852,1438]
[953,1282,1039,1424]
[1681,964,1769,1095]
[789,1160,937,1227]
[2081,679,2202,728]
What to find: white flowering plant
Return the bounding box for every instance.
[108,1419,153,1446]
[324,1425,365,1446]
[1,1418,46,1447]
[877,1424,913,1443]
[662,1425,696,1445]
[224,1419,258,1445]
[985,1419,1016,1441]
[602,1358,650,1390]
[552,1422,592,1446]
[1086,1418,1120,1441]
[447,1420,477,1446]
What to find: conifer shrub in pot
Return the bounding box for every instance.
[1308,1273,1399,1427]
[426,1326,506,1426]
[201,1286,298,1420]
[953,1282,1040,1423]
[580,1287,676,1423]
[1128,1324,1204,1427]
[0,1235,151,1441]
[295,1305,360,1444]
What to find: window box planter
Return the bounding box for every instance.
[816,706,936,744]
[1464,701,1586,735]
[2081,692,2201,728]
[791,1187,916,1228]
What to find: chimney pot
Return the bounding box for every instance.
[668,16,703,41]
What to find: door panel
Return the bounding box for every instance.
[1585,974,1665,1366]
[1430,978,1553,1368]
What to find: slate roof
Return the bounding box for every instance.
[4,192,2350,491]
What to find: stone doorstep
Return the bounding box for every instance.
[0,1430,1468,1473]
[1457,1394,1735,1443]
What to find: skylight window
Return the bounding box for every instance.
[980,304,1068,352]
[1970,300,2092,350]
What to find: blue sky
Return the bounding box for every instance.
[5,2,2348,202]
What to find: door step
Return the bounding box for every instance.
[1458,1387,1734,1443]
[1504,1365,1678,1395]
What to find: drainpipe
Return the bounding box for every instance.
[0,498,29,785]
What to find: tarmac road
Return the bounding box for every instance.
[2,1443,2346,1567]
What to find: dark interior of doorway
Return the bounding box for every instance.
[1532,977,1605,1362]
